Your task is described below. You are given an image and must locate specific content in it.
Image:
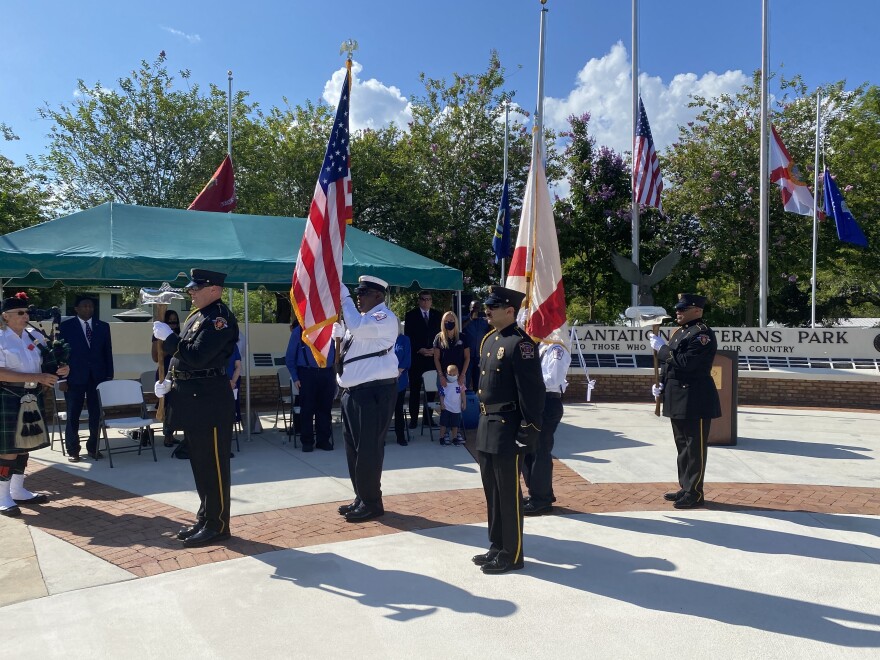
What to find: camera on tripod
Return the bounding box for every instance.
[27,305,61,325]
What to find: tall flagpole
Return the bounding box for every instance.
[758,0,770,327]
[501,101,509,284]
[525,0,548,317]
[227,70,233,158]
[631,0,640,307]
[810,90,822,328]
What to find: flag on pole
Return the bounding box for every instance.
[188,154,237,212]
[506,137,568,344]
[769,125,815,215]
[634,97,663,211]
[290,67,353,366]
[823,168,868,247]
[492,179,511,264]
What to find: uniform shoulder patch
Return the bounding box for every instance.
[695,334,710,345]
[549,345,564,360]
[518,342,535,359]
[214,317,229,330]
[371,311,388,321]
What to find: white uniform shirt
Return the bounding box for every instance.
[336,293,399,389]
[540,344,571,394]
[0,327,45,376]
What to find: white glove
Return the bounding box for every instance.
[647,331,667,352]
[154,379,172,398]
[331,322,346,339]
[652,383,664,398]
[340,283,352,300]
[153,321,173,340]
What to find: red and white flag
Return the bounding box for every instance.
[770,125,815,216]
[188,154,237,212]
[506,137,568,344]
[290,68,353,367]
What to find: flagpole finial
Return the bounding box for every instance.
[227,70,233,79]
[340,39,359,61]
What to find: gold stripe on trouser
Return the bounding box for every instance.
[212,427,226,533]
[514,453,522,563]
[696,420,706,501]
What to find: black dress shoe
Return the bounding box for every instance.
[87,450,104,460]
[0,505,22,518]
[664,490,685,502]
[173,447,190,460]
[471,551,499,566]
[673,495,705,509]
[183,528,231,547]
[13,493,49,505]
[315,441,334,451]
[523,501,552,516]
[67,455,81,463]
[481,557,525,574]
[344,504,384,523]
[176,523,205,540]
[302,444,314,453]
[337,499,361,515]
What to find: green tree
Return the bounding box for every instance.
[0,124,52,234]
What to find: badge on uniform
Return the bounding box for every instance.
[550,345,563,360]
[371,311,387,321]
[214,317,229,330]
[518,343,535,359]
[496,347,505,359]
[696,334,710,345]
[192,321,202,332]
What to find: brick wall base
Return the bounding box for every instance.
[566,374,880,410]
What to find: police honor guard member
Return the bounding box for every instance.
[648,293,721,509]
[472,286,545,574]
[522,342,571,516]
[333,276,399,523]
[153,269,239,546]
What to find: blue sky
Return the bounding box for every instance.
[2,0,877,167]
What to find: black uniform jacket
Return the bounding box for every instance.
[163,299,239,431]
[476,323,545,454]
[658,318,722,420]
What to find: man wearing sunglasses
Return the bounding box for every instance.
[153,269,239,547]
[471,286,544,574]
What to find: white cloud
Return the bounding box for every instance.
[161,26,202,44]
[323,62,413,132]
[543,41,748,157]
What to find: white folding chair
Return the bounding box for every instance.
[274,367,292,429]
[96,380,161,467]
[420,372,442,442]
[50,381,88,456]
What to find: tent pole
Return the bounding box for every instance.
[243,282,251,441]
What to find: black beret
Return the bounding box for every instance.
[483,286,525,309]
[1,292,29,312]
[186,268,227,288]
[674,293,707,310]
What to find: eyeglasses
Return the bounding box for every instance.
[419,297,432,302]
[5,310,28,316]
[188,285,206,292]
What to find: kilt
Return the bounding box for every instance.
[0,384,49,454]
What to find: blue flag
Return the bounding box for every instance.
[492,178,511,264]
[823,168,868,247]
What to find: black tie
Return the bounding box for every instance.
[84,321,92,345]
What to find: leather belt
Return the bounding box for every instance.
[546,391,562,399]
[0,381,37,390]
[171,367,226,381]
[479,401,518,415]
[344,377,397,393]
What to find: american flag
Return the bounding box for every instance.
[290,67,353,367]
[634,97,663,211]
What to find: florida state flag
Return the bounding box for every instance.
[188,155,237,212]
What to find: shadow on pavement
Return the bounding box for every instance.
[730,437,873,460]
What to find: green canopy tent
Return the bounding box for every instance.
[0,202,462,291]
[0,203,463,439]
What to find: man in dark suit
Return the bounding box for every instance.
[472,286,544,574]
[648,293,721,510]
[59,295,114,462]
[403,291,441,428]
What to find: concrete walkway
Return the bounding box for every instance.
[5,403,880,658]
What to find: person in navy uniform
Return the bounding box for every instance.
[285,319,336,452]
[472,286,544,574]
[153,269,239,547]
[58,295,114,461]
[523,342,571,516]
[333,276,399,523]
[648,293,721,509]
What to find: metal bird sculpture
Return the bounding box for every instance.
[611,249,681,306]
